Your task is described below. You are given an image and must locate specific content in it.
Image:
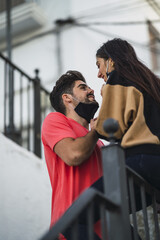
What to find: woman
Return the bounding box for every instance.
[95,38,160,191]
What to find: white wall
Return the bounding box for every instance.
[0,133,52,240]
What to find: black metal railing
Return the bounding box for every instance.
[40,188,119,240]
[40,119,160,240]
[0,52,52,158]
[127,167,160,240]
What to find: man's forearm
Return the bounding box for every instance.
[69,129,99,165]
[54,129,99,166]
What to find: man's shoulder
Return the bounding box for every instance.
[46,111,65,119]
[42,112,68,131]
[44,112,68,123]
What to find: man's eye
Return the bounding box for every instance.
[81,86,86,90]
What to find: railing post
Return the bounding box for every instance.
[102,118,132,240]
[33,69,41,158]
[6,0,14,135]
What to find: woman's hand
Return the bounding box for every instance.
[90,118,97,130]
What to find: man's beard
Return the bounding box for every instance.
[74,100,99,123]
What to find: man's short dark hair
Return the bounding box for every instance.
[50,70,86,114]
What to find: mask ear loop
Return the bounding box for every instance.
[106,60,109,75]
[102,46,111,78]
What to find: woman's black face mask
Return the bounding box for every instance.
[74,102,99,123]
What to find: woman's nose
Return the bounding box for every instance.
[97,70,102,78]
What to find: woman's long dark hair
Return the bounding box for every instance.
[96,38,160,104]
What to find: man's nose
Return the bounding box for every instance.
[88,88,94,95]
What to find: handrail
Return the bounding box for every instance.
[0,52,50,96]
[0,52,34,81]
[40,188,119,240]
[126,166,160,200]
[0,51,51,157]
[40,85,50,94]
[126,166,160,201]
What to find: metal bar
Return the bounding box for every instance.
[152,192,160,240]
[56,29,62,75]
[6,0,15,136]
[11,67,14,126]
[7,64,14,133]
[87,201,94,240]
[27,81,30,150]
[4,62,8,132]
[34,69,41,157]
[6,0,12,60]
[44,92,48,118]
[128,176,139,240]
[20,73,23,133]
[71,219,78,240]
[100,203,108,240]
[140,184,150,240]
[20,73,23,148]
[40,91,44,121]
[102,144,132,240]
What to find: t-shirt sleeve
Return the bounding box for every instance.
[41,113,77,151]
[95,82,141,139]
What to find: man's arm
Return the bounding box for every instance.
[54,128,98,166]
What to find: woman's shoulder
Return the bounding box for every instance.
[107,70,141,90]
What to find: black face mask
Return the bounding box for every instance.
[74,102,99,123]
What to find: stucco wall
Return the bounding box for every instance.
[0,133,52,240]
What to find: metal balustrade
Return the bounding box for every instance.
[0,52,51,158]
[40,188,119,240]
[127,167,160,240]
[40,119,160,240]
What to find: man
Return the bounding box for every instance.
[41,70,103,240]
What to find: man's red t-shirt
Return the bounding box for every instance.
[41,112,103,235]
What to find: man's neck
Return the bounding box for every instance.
[66,112,89,130]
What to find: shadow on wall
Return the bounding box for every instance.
[0,133,51,240]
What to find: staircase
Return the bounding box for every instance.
[40,119,160,240]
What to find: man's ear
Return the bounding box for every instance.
[62,93,72,104]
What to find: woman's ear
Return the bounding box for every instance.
[110,58,115,67]
[108,58,115,71]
